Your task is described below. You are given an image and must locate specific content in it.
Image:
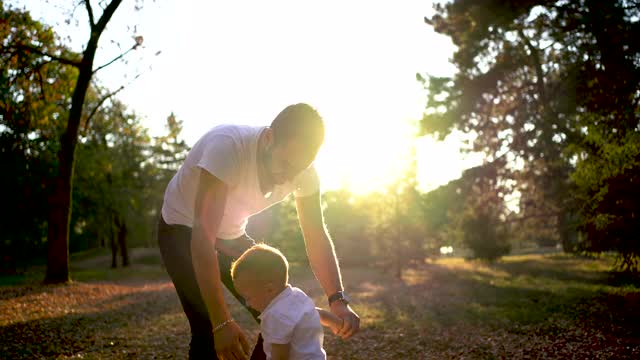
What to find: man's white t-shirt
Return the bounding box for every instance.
[161,124,320,239]
[259,285,326,360]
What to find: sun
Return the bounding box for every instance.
[314,116,484,195]
[314,112,418,196]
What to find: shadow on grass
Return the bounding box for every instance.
[606,271,640,287]
[1,250,165,288]
[70,265,169,284]
[488,259,611,286]
[0,272,45,289]
[486,254,640,288]
[0,285,181,360]
[1,264,169,301]
[376,262,588,327]
[399,260,637,330]
[325,257,640,359]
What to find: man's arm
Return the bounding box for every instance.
[270,343,291,360]
[295,192,360,339]
[192,169,250,359]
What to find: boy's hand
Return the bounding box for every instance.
[214,321,250,360]
[317,307,344,335]
[328,318,344,335]
[330,301,360,340]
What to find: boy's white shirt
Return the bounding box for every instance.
[259,285,326,360]
[161,124,320,239]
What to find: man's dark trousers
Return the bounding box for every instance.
[158,217,266,360]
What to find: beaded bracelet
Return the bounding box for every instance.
[212,318,235,333]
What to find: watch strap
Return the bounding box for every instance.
[328,291,348,305]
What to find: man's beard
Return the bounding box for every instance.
[260,147,276,186]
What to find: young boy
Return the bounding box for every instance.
[230,244,343,360]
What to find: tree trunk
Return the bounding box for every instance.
[118,220,129,267]
[111,214,118,268]
[44,67,92,284]
[44,0,124,284]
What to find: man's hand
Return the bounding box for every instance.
[214,321,250,360]
[329,301,360,340]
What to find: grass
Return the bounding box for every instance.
[318,254,639,359]
[1,248,639,359]
[420,255,636,326]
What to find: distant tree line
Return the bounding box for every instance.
[422,0,639,272]
[2,0,638,281]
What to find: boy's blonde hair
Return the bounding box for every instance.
[231,244,289,286]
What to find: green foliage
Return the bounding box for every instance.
[347,176,429,276]
[322,190,372,265]
[424,0,640,271]
[454,162,512,260]
[265,197,307,264]
[1,4,190,272]
[255,177,431,275]
[0,4,77,269]
[247,196,308,264]
[72,94,155,251]
[459,209,511,261]
[151,112,189,171]
[571,130,640,272]
[419,178,466,252]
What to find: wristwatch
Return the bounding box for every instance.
[328,291,350,306]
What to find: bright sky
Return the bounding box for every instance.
[16,0,484,195]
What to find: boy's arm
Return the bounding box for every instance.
[317,307,344,334]
[270,343,291,360]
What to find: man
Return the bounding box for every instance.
[157,103,360,360]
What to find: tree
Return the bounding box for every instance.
[420,179,466,255]
[423,0,639,271]
[356,170,427,278]
[72,94,153,265]
[45,0,126,283]
[457,163,511,260]
[572,130,640,272]
[2,0,152,282]
[152,112,189,171]
[323,190,372,265]
[0,4,76,272]
[146,113,191,246]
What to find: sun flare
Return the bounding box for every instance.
[314,111,418,196]
[315,118,484,195]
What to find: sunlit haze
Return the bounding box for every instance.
[16,0,484,194]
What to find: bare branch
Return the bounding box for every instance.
[35,66,47,101]
[518,28,547,113]
[95,0,124,34]
[83,85,125,133]
[83,68,144,133]
[93,44,135,74]
[84,0,95,28]
[505,211,561,224]
[9,43,82,68]
[8,60,49,101]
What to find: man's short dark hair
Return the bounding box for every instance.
[270,103,325,152]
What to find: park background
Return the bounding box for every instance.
[1,0,639,358]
